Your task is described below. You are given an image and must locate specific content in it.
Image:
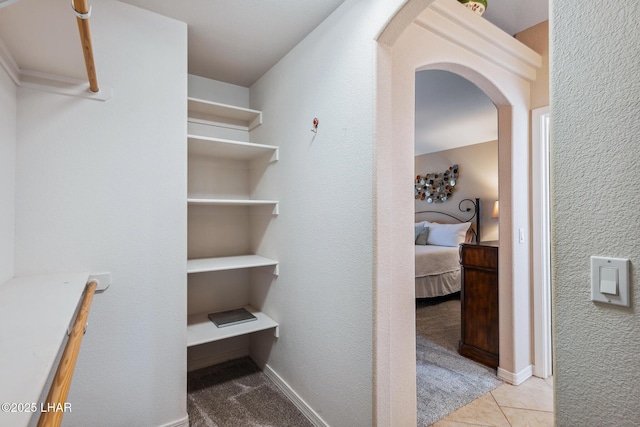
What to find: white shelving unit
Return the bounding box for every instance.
[0,273,89,427]
[188,134,278,161]
[186,95,278,354]
[187,255,278,274]
[188,97,262,131]
[187,198,279,215]
[187,198,278,206]
[187,306,279,347]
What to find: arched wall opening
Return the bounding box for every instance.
[373,1,542,425]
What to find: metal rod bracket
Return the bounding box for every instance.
[71,0,91,19]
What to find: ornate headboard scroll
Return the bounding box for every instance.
[415,198,481,242]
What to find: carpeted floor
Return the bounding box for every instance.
[416,294,462,353]
[187,358,313,427]
[415,293,503,426]
[187,295,499,427]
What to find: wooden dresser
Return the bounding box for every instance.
[458,241,499,368]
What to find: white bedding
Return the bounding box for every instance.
[415,244,461,298]
[415,245,460,276]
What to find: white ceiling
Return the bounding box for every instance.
[115,0,548,87]
[414,0,548,155]
[0,0,548,154]
[482,0,549,36]
[120,0,347,88]
[415,70,497,155]
[0,0,547,86]
[0,0,85,80]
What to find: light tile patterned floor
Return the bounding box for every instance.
[431,376,554,427]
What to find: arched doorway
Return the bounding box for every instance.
[373,1,542,424]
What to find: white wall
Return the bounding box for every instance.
[249,1,405,425]
[14,2,188,426]
[415,141,499,242]
[551,3,640,426]
[0,62,16,284]
[188,74,249,108]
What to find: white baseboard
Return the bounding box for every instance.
[158,414,189,427]
[262,364,329,427]
[532,364,553,379]
[187,348,249,372]
[497,364,533,385]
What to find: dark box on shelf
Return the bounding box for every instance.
[208,308,257,328]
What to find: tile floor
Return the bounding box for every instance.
[431,375,554,427]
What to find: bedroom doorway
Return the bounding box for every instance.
[414,69,499,242]
[413,69,500,425]
[373,1,543,424]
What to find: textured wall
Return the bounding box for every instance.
[551,3,640,426]
[0,63,15,284]
[14,2,188,426]
[249,1,406,425]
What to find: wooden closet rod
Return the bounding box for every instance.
[72,0,99,93]
[37,280,97,427]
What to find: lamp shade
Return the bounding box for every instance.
[491,200,499,219]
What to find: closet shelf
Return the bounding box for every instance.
[188,97,262,131]
[187,255,279,274]
[186,89,278,364]
[0,272,89,426]
[188,134,278,161]
[187,305,279,347]
[187,198,278,206]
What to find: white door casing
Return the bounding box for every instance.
[532,106,552,378]
[374,0,542,424]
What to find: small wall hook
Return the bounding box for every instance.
[311,118,319,133]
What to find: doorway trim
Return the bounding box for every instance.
[373,1,543,424]
[532,106,552,378]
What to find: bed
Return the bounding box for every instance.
[414,198,479,298]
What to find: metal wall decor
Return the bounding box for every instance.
[415,164,459,203]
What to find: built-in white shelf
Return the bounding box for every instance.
[187,198,278,206]
[187,198,279,214]
[186,92,278,364]
[188,97,262,131]
[188,134,278,161]
[0,272,89,427]
[187,305,279,347]
[187,255,279,274]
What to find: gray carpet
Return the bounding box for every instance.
[187,358,313,427]
[416,294,503,426]
[187,296,499,427]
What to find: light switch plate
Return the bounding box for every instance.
[591,257,629,307]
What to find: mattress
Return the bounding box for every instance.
[415,244,461,298]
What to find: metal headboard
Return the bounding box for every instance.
[415,198,481,242]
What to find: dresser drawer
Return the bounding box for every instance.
[459,244,498,270]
